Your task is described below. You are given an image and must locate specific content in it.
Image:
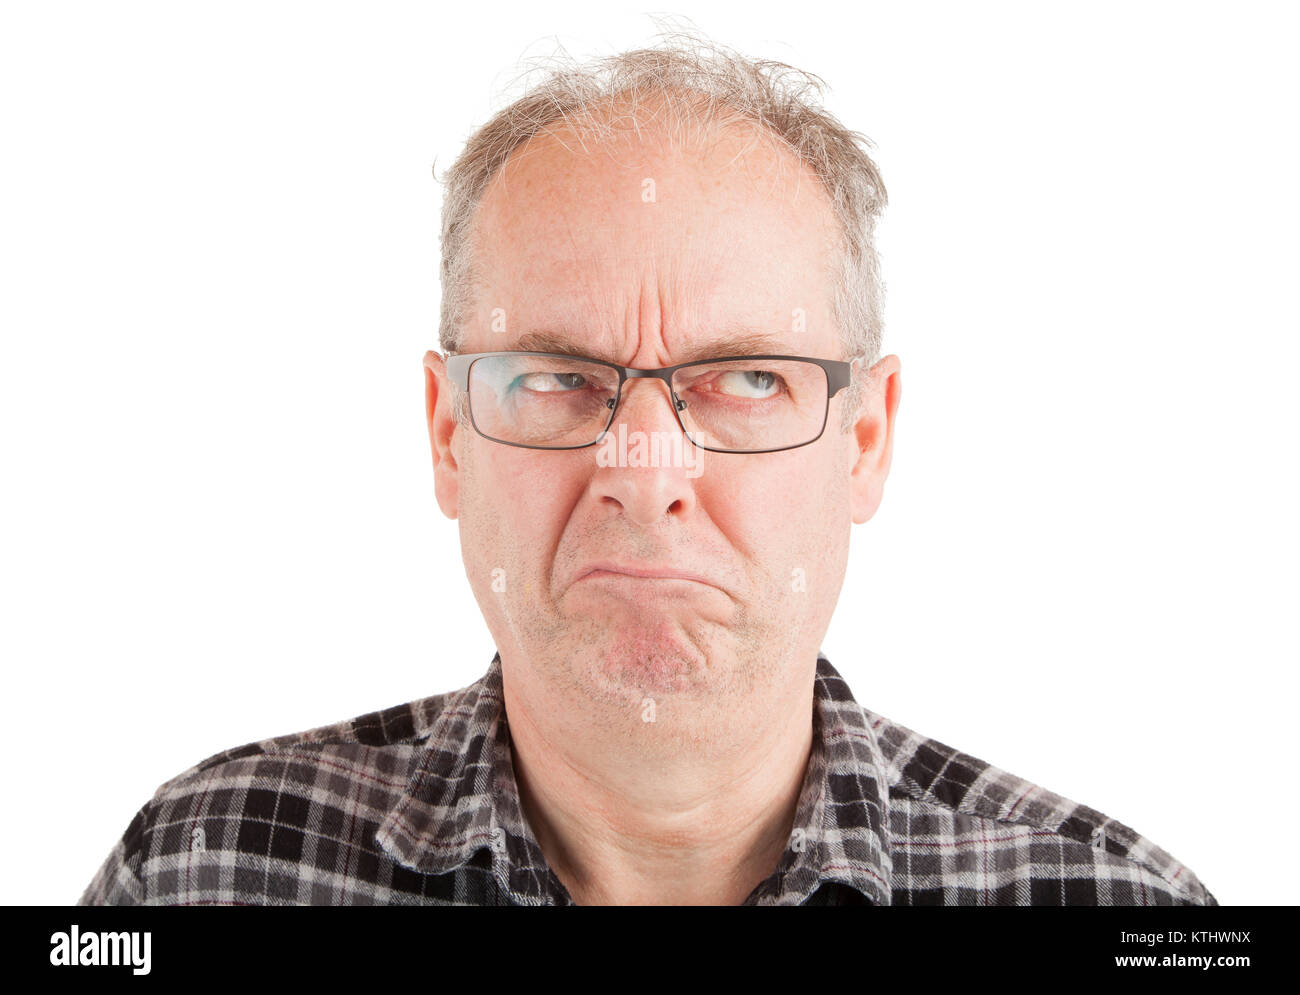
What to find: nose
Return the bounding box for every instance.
[609,376,685,433]
[589,378,699,526]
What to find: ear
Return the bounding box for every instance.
[848,354,902,525]
[424,350,461,520]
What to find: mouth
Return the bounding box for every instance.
[574,562,719,589]
[581,570,708,584]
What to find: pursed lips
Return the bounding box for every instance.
[574,562,720,589]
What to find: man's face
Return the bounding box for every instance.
[425,110,899,721]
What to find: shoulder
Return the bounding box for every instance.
[864,709,1216,906]
[80,680,479,906]
[152,683,465,799]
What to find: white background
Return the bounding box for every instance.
[2,0,1295,906]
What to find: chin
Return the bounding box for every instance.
[597,648,699,699]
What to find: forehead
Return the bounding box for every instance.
[467,107,842,356]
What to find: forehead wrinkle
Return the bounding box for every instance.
[473,108,839,364]
[507,329,802,366]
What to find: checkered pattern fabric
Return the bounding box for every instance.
[79,652,1216,905]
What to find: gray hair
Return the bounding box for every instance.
[436,30,888,429]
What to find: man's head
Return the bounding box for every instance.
[423,36,901,741]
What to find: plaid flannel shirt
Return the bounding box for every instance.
[79,652,1216,906]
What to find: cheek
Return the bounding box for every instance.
[458,445,579,584]
[708,451,845,564]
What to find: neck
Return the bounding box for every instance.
[500,653,817,905]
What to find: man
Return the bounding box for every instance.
[80,36,1215,906]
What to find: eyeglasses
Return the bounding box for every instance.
[444,351,857,454]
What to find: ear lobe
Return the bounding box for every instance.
[424,351,461,520]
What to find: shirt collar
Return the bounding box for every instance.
[375,651,892,905]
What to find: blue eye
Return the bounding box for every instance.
[715,369,782,399]
[513,372,589,393]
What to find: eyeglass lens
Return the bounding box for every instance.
[465,354,829,451]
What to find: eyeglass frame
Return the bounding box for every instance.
[444,350,859,454]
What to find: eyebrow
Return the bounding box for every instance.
[508,330,798,366]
